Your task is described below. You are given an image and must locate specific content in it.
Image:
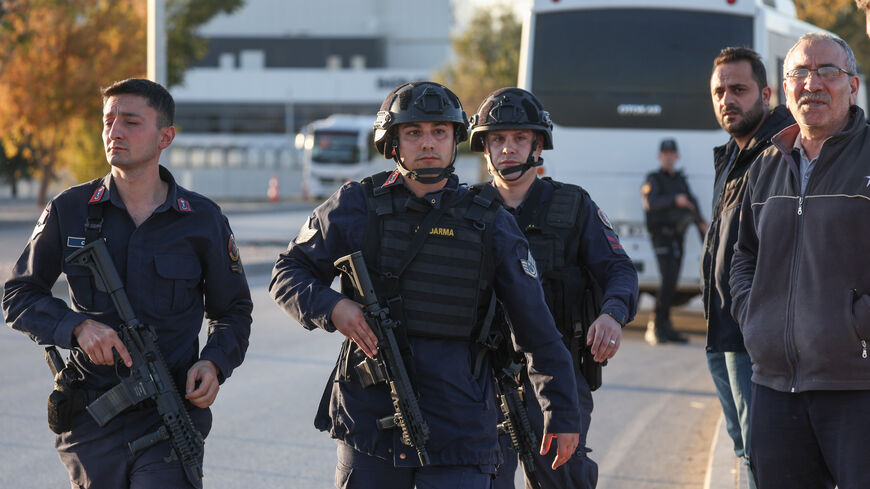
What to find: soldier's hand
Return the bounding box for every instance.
[540,432,580,469]
[331,298,379,358]
[674,194,696,211]
[587,314,622,362]
[186,360,220,408]
[73,318,132,367]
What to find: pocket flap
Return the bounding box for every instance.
[154,254,201,280]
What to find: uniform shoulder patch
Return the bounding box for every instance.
[89,185,106,203]
[177,198,192,212]
[30,206,50,241]
[228,234,240,262]
[597,208,613,230]
[296,217,319,245]
[520,248,539,279]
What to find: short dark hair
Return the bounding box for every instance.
[101,78,175,128]
[713,47,768,92]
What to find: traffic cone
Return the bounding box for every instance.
[267,175,280,202]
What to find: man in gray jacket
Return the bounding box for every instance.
[730,32,870,489]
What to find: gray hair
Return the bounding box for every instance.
[783,32,858,77]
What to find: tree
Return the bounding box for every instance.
[0,0,146,206]
[0,134,35,197]
[0,0,244,205]
[436,6,522,117]
[167,0,244,87]
[793,0,870,81]
[436,5,522,180]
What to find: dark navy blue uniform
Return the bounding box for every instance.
[641,169,704,333]
[269,173,580,488]
[2,166,253,488]
[492,177,638,489]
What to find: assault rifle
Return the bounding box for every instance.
[334,251,431,465]
[65,239,204,489]
[494,358,542,489]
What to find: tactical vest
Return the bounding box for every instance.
[357,172,500,340]
[515,178,593,340]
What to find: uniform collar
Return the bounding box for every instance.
[86,165,193,214]
[388,171,459,210]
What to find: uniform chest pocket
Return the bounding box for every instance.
[152,254,202,314]
[64,265,109,312]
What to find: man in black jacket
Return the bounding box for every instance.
[705,46,794,489]
[641,140,707,344]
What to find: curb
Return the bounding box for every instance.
[704,412,750,489]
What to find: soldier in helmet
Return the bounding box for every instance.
[470,88,638,489]
[269,81,581,489]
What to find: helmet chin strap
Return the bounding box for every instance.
[491,139,543,181]
[393,139,458,185]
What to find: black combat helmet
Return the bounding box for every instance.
[373,82,468,184]
[469,87,553,152]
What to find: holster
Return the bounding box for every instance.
[47,368,88,434]
[580,347,603,392]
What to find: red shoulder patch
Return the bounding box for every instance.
[89,186,106,203]
[383,171,400,187]
[177,198,192,212]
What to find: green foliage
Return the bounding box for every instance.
[0,0,246,203]
[436,6,522,115]
[0,134,35,197]
[435,5,522,179]
[166,0,244,87]
[794,0,870,81]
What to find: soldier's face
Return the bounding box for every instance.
[484,129,542,183]
[396,121,454,169]
[658,150,678,170]
[102,94,173,170]
[784,39,858,137]
[710,60,770,138]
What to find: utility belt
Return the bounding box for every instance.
[45,348,181,434]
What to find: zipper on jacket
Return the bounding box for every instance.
[785,193,806,393]
[862,340,867,359]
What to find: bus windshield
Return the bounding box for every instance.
[531,8,753,129]
[312,130,360,164]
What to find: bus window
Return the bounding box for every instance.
[312,130,360,164]
[531,8,753,129]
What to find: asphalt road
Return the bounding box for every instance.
[0,202,718,489]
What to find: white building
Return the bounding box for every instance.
[167,0,455,199]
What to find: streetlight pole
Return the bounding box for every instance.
[147,0,167,87]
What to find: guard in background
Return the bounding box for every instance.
[269,81,581,489]
[641,139,707,345]
[2,78,253,488]
[471,88,638,489]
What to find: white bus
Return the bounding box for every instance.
[298,113,489,198]
[298,114,390,199]
[518,0,863,304]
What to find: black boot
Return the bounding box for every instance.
[661,319,688,343]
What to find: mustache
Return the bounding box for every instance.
[721,104,743,116]
[798,92,830,104]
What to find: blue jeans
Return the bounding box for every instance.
[706,351,755,488]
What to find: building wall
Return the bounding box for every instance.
[168,0,455,199]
